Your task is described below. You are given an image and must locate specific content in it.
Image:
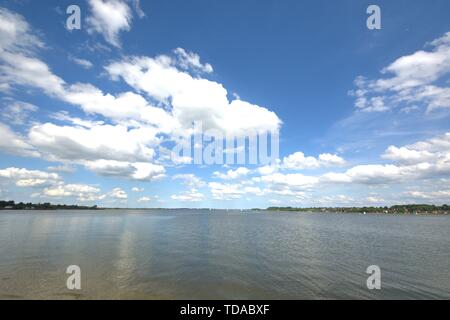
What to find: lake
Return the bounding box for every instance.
[0,210,449,299]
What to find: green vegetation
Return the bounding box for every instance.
[0,200,99,210]
[1,200,449,215]
[267,204,450,215]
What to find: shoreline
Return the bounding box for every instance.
[0,208,448,216]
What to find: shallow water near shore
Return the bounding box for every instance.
[0,209,449,299]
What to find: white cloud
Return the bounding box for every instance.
[130,0,145,18]
[208,182,244,200]
[322,164,407,184]
[382,146,435,164]
[317,195,354,206]
[43,184,102,200]
[0,51,66,97]
[382,132,450,164]
[261,173,319,189]
[404,189,450,201]
[366,196,385,204]
[47,164,76,173]
[318,153,347,166]
[105,54,281,137]
[351,31,450,113]
[0,8,281,184]
[50,111,104,129]
[63,85,177,132]
[243,186,264,196]
[1,98,38,125]
[171,188,204,202]
[0,123,39,157]
[282,152,345,170]
[213,167,250,180]
[84,159,136,177]
[173,48,213,73]
[130,162,166,181]
[69,56,93,69]
[283,152,320,169]
[321,161,450,185]
[131,187,144,192]
[86,0,134,47]
[0,7,44,54]
[173,174,205,188]
[85,160,165,181]
[406,132,450,153]
[0,167,60,187]
[0,8,65,97]
[28,123,158,162]
[108,187,128,200]
[257,163,280,176]
[321,132,450,185]
[26,121,166,180]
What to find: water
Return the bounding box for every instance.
[0,210,449,299]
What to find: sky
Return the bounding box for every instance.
[0,0,449,208]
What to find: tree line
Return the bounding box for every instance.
[266,204,449,214]
[0,200,99,210]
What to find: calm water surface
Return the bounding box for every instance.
[0,210,449,299]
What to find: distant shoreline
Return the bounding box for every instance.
[266,205,449,216]
[1,200,449,216]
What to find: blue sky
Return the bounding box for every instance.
[0,0,449,208]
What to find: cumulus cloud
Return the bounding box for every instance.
[137,196,154,202]
[26,122,166,181]
[173,174,205,188]
[208,182,244,200]
[0,167,60,187]
[260,173,319,189]
[321,133,450,185]
[85,160,165,181]
[1,98,38,125]
[282,152,345,170]
[47,164,76,173]
[382,146,435,164]
[28,123,157,162]
[0,8,282,184]
[5,6,449,207]
[0,7,44,54]
[41,184,130,202]
[257,163,280,176]
[171,189,204,202]
[105,55,282,137]
[63,84,177,132]
[86,0,137,47]
[108,187,128,200]
[316,195,355,206]
[0,8,65,96]
[0,123,39,157]
[404,189,450,201]
[208,181,270,200]
[350,31,450,113]
[43,184,102,200]
[382,132,450,165]
[213,167,250,180]
[173,48,213,73]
